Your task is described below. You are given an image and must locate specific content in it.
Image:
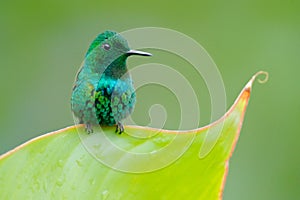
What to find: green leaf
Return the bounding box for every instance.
[0,72,268,200]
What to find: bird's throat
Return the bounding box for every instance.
[103,56,128,79]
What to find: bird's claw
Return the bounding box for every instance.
[115,122,124,134]
[85,124,93,134]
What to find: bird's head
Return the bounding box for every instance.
[85,30,151,75]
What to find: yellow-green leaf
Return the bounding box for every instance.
[0,71,268,200]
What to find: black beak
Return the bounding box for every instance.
[126,50,152,56]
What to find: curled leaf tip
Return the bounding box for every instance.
[245,71,269,90]
[254,71,269,84]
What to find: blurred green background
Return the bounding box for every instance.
[0,0,299,199]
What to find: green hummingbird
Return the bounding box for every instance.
[71,30,151,133]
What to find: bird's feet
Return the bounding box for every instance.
[85,124,93,134]
[115,122,124,134]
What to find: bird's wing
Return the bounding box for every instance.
[71,80,96,123]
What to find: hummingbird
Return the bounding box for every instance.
[71,30,151,133]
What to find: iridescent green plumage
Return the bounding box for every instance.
[71,30,151,133]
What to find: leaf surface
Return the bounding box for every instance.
[0,72,268,200]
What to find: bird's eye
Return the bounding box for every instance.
[102,43,111,50]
